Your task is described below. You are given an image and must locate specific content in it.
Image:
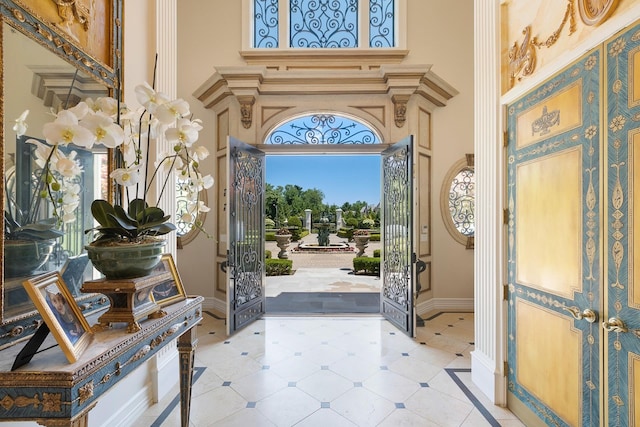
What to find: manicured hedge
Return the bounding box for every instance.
[265,250,272,259]
[373,249,381,258]
[353,257,380,276]
[266,259,293,276]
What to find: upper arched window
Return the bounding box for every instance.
[265,113,381,144]
[253,0,397,49]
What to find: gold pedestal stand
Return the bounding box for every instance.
[81,271,170,333]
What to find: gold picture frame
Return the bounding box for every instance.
[150,254,187,307]
[22,272,93,363]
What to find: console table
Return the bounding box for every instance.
[0,296,203,426]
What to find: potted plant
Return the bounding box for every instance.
[274,227,292,259]
[14,81,213,280]
[4,111,84,278]
[82,82,213,279]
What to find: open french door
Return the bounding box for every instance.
[381,136,415,337]
[226,137,266,335]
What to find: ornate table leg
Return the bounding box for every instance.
[177,326,198,427]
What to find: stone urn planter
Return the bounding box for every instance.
[353,230,370,257]
[274,228,292,259]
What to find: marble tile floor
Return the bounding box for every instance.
[134,312,525,426]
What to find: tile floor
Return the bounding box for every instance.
[134,312,525,426]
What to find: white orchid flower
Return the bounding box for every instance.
[80,112,125,148]
[62,212,77,224]
[135,82,170,114]
[165,118,200,146]
[110,166,142,187]
[43,110,95,147]
[67,101,90,120]
[188,200,210,213]
[26,139,54,169]
[93,97,119,117]
[13,110,29,136]
[54,151,83,178]
[155,98,190,124]
[191,145,210,162]
[197,174,215,190]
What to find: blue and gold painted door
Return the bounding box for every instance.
[604,21,640,427]
[507,47,602,426]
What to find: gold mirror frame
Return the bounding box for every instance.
[440,154,475,249]
[0,0,123,349]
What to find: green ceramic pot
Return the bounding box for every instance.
[4,239,56,278]
[85,240,166,280]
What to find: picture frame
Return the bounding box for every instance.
[22,272,93,363]
[150,254,187,307]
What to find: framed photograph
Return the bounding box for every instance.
[22,272,93,363]
[150,254,187,307]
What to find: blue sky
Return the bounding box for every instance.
[266,155,381,206]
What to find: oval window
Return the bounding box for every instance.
[440,155,474,249]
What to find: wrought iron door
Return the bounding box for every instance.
[381,136,414,336]
[227,137,265,334]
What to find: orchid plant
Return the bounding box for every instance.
[4,110,84,241]
[8,82,213,245]
[83,82,213,244]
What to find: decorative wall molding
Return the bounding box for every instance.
[507,0,620,87]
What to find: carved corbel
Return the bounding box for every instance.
[238,96,255,129]
[392,95,409,128]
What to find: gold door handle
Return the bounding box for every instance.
[602,317,628,333]
[563,306,598,323]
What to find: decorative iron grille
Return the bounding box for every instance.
[253,1,396,49]
[382,146,411,307]
[175,179,193,237]
[254,0,279,48]
[448,168,475,236]
[266,114,380,144]
[369,0,394,47]
[290,0,358,48]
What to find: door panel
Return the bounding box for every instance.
[604,21,640,426]
[507,47,602,427]
[227,137,265,335]
[381,136,414,336]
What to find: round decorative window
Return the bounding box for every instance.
[440,155,475,249]
[176,180,208,247]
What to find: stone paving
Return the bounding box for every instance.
[265,233,381,297]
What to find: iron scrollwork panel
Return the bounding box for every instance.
[382,137,413,336]
[229,139,265,333]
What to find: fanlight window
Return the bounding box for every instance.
[265,113,381,144]
[253,0,396,48]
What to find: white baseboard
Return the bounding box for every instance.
[471,349,507,406]
[205,296,226,315]
[416,297,474,317]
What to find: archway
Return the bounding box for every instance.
[261,113,384,315]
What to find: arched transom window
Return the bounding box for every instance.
[265,113,381,144]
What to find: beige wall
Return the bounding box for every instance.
[170,0,475,311]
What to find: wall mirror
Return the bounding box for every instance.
[1,1,122,349]
[440,154,475,249]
